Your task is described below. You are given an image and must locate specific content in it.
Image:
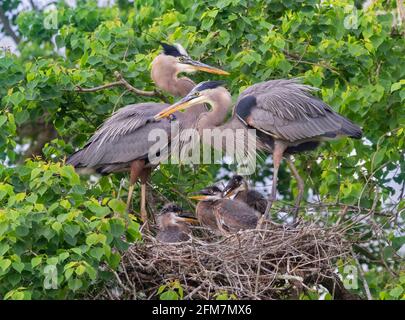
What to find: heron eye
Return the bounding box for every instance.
[194,92,200,97]
[178,56,185,62]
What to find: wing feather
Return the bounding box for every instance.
[67,102,172,167]
[236,79,362,142]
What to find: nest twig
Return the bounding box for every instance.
[94,220,358,300]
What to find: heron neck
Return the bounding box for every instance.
[151,58,195,97]
[197,91,232,133]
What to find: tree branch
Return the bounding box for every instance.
[0,7,21,44]
[29,0,38,11]
[75,71,170,103]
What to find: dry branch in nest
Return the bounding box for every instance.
[95,220,359,300]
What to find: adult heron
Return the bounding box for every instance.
[67,44,228,222]
[155,80,362,218]
[222,175,267,215]
[156,203,198,243]
[190,185,260,235]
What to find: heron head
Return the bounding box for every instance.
[189,185,223,201]
[154,80,228,120]
[157,203,198,228]
[222,175,246,198]
[157,43,229,76]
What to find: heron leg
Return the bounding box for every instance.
[286,156,304,222]
[139,168,151,224]
[126,160,145,214]
[264,141,287,218]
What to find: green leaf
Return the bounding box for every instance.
[89,247,104,260]
[68,278,83,291]
[60,166,80,185]
[0,243,10,256]
[64,224,80,238]
[12,262,25,273]
[392,236,405,251]
[0,258,12,271]
[86,233,106,246]
[0,115,7,127]
[109,219,125,237]
[108,199,126,214]
[51,221,62,233]
[31,256,42,268]
[30,168,42,180]
[86,202,110,217]
[389,286,404,298]
[75,265,86,276]
[160,290,179,300]
[9,92,24,107]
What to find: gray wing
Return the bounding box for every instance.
[67,102,172,167]
[215,199,259,233]
[235,79,362,142]
[156,228,190,243]
[235,190,267,215]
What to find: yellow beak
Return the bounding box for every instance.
[154,95,207,120]
[191,66,230,75]
[223,189,236,198]
[177,216,199,224]
[188,195,208,201]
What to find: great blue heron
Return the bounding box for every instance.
[155,79,362,218]
[156,203,198,243]
[222,175,267,215]
[190,185,260,235]
[66,44,228,222]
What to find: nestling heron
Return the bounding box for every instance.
[156,203,198,243]
[222,175,267,215]
[190,185,261,235]
[66,44,229,222]
[155,80,362,218]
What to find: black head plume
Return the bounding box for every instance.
[194,80,226,92]
[160,42,183,57]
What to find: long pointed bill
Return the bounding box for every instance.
[222,189,236,198]
[176,215,199,224]
[154,95,207,120]
[187,60,230,75]
[188,195,208,201]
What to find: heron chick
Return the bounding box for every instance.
[156,203,198,243]
[222,175,267,215]
[190,185,261,236]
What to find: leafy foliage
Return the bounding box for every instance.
[0,159,140,299]
[0,0,404,299]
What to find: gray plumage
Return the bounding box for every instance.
[66,103,170,173]
[156,204,192,243]
[156,225,191,243]
[196,200,221,231]
[235,79,362,144]
[234,190,267,215]
[193,185,260,235]
[213,199,260,234]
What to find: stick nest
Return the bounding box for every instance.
[96,220,352,300]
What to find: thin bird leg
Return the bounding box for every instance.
[286,156,304,222]
[127,160,145,214]
[264,141,287,218]
[139,168,151,224]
